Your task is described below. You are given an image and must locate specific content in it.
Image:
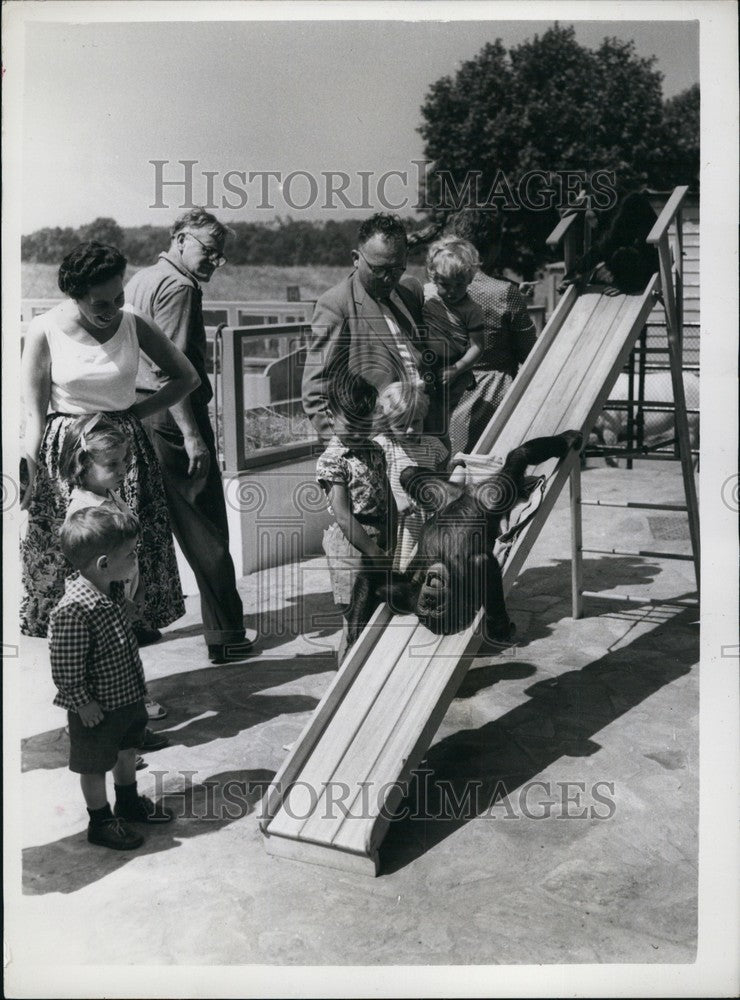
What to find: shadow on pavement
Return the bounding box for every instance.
[22,768,275,896]
[503,555,664,650]
[22,653,332,772]
[21,557,675,774]
[380,607,697,875]
[158,591,340,655]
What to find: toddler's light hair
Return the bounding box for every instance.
[426,236,480,284]
[376,380,427,430]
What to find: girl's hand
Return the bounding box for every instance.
[440,365,457,385]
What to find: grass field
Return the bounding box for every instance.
[22,262,427,302]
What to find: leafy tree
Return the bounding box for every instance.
[122,225,170,265]
[76,216,125,248]
[655,83,700,189]
[21,226,78,263]
[418,24,697,276]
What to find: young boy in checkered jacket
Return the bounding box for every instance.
[49,503,173,850]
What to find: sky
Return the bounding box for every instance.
[20,16,699,233]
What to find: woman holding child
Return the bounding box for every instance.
[443,209,537,453]
[21,241,199,640]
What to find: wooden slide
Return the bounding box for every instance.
[259,276,661,876]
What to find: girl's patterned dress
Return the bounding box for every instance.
[316,437,392,606]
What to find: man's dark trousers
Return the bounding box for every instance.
[142,402,244,647]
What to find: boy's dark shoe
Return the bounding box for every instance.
[208,638,255,664]
[136,728,170,752]
[115,793,174,825]
[133,626,162,647]
[88,816,144,850]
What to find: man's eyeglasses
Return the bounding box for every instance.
[187,232,227,267]
[357,247,407,279]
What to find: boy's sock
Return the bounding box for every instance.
[114,780,174,824]
[114,782,139,810]
[87,803,114,826]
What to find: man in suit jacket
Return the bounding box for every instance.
[302,213,442,442]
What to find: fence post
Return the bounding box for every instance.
[220,326,245,474]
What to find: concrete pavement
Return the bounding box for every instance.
[13,463,699,967]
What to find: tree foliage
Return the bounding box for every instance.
[21,217,435,267]
[418,24,699,276]
[76,216,125,248]
[655,83,700,189]
[21,226,79,264]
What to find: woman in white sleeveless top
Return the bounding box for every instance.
[21,241,199,638]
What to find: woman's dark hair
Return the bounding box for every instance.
[57,241,127,299]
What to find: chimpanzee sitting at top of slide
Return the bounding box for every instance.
[344,430,583,650]
[560,190,659,295]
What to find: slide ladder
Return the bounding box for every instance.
[259,187,699,876]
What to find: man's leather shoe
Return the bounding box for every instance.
[136,728,170,752]
[208,638,255,664]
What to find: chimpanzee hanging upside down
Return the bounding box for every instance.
[344,430,583,649]
[560,191,659,295]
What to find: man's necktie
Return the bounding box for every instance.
[385,295,416,342]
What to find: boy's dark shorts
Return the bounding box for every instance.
[68,699,148,774]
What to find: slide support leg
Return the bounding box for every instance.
[570,462,584,620]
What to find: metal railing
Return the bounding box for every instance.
[19,297,314,337]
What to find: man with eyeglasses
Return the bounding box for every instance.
[126,207,255,664]
[302,212,441,443]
